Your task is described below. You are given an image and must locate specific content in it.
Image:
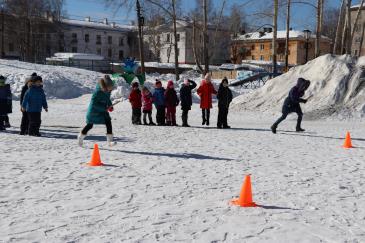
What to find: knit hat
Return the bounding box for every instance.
[184,79,189,86]
[155,79,162,86]
[34,76,43,82]
[31,72,37,77]
[132,82,139,88]
[104,75,114,88]
[167,80,174,88]
[0,75,5,83]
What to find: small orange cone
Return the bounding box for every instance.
[230,175,257,207]
[87,144,104,166]
[343,132,353,149]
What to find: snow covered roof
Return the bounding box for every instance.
[61,18,136,32]
[47,53,105,61]
[351,3,365,9]
[234,30,330,42]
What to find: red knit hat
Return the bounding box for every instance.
[167,80,174,88]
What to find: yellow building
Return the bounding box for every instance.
[231,30,331,65]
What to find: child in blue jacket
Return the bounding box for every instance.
[21,76,48,136]
[0,75,12,131]
[153,79,166,126]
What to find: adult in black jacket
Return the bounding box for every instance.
[217,78,233,128]
[271,77,310,134]
[180,79,197,127]
[19,72,37,135]
[0,75,12,131]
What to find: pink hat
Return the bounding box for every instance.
[167,80,174,88]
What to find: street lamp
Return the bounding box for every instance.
[303,29,311,63]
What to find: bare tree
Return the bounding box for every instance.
[315,0,323,58]
[351,0,365,43]
[333,0,345,54]
[272,0,278,75]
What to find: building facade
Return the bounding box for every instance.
[143,20,231,65]
[351,4,365,56]
[231,30,331,65]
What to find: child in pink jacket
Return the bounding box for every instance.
[142,87,156,125]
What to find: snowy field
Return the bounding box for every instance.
[1,96,365,242]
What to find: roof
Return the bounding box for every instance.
[61,18,136,32]
[351,3,365,10]
[233,30,331,42]
[150,19,228,32]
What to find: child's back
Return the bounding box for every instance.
[22,85,48,113]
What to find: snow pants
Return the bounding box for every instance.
[156,105,166,125]
[166,106,177,125]
[20,111,29,134]
[217,106,229,128]
[132,108,142,125]
[28,112,41,136]
[81,119,113,135]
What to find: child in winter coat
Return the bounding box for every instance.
[20,72,37,135]
[271,77,311,134]
[0,75,12,131]
[142,86,155,125]
[197,73,217,126]
[129,82,142,125]
[21,76,48,136]
[180,78,197,127]
[153,80,166,126]
[164,80,179,126]
[217,78,233,129]
[78,75,116,146]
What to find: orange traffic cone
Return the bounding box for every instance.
[230,175,257,207]
[343,132,353,149]
[87,144,104,166]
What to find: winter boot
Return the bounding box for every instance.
[107,134,117,146]
[149,121,156,126]
[271,125,277,134]
[78,133,86,147]
[296,127,305,132]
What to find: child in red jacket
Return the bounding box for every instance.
[129,82,142,125]
[142,86,156,125]
[197,73,217,126]
[164,80,179,126]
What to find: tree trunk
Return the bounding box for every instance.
[351,0,364,44]
[284,0,291,72]
[333,0,346,54]
[172,0,179,81]
[315,0,323,58]
[272,0,278,75]
[359,22,365,56]
[203,0,209,74]
[341,15,348,54]
[192,19,204,73]
[346,0,352,55]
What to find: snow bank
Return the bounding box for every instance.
[231,54,365,119]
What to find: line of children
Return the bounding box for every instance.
[78,75,116,146]
[0,75,12,131]
[21,75,48,136]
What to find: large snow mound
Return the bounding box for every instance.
[0,59,105,99]
[232,54,365,119]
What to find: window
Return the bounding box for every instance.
[108,48,112,58]
[97,48,101,55]
[251,55,255,60]
[260,44,265,50]
[251,45,255,50]
[59,45,64,52]
[119,37,124,46]
[176,33,180,42]
[96,35,102,45]
[72,47,77,53]
[108,36,112,44]
[8,43,14,52]
[269,56,272,61]
[119,50,124,60]
[260,55,264,61]
[71,33,77,43]
[59,33,64,40]
[85,34,89,43]
[166,33,170,42]
[270,43,273,49]
[46,34,51,40]
[354,50,358,56]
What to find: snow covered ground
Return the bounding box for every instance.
[1,97,365,242]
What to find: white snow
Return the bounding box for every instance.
[1,97,365,242]
[232,54,365,119]
[234,30,330,41]
[48,53,105,61]
[61,18,136,32]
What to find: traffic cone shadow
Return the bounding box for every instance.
[87,144,104,166]
[230,174,257,207]
[343,132,353,149]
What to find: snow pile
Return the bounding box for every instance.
[0,59,106,99]
[231,54,365,119]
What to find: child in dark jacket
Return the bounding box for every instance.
[165,80,179,126]
[129,82,142,125]
[153,80,166,126]
[0,75,12,131]
[21,76,48,136]
[271,77,311,134]
[217,78,233,129]
[180,79,197,127]
[142,86,155,125]
[20,73,37,135]
[78,75,116,146]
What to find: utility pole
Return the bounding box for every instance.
[203,0,209,74]
[1,0,5,58]
[272,0,278,76]
[284,0,291,72]
[136,0,145,77]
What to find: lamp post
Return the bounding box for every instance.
[136,0,145,76]
[303,29,311,63]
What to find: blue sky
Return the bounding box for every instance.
[65,0,344,31]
